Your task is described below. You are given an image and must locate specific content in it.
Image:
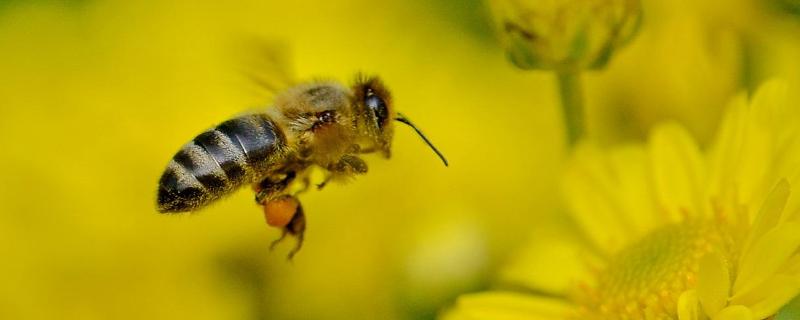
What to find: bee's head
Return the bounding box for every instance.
[352,74,448,166]
[353,75,394,158]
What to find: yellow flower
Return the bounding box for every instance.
[485,0,641,71]
[443,81,800,320]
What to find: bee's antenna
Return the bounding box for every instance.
[394,113,449,167]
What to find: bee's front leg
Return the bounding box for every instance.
[317,155,368,190]
[263,194,306,260]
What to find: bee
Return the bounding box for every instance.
[156,75,447,259]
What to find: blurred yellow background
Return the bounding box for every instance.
[1,0,799,319]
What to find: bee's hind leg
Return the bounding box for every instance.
[269,229,288,251]
[262,195,306,260]
[284,205,306,260]
[254,171,296,204]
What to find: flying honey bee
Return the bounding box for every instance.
[156,74,447,259]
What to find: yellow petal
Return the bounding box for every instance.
[780,253,800,275]
[706,91,772,217]
[749,80,790,130]
[737,81,795,218]
[698,250,730,316]
[499,221,595,295]
[731,274,800,319]
[563,144,637,253]
[608,146,663,236]
[752,179,791,236]
[648,123,706,221]
[733,122,773,217]
[778,141,800,222]
[768,90,800,218]
[678,290,703,320]
[734,221,800,297]
[739,180,791,263]
[443,291,573,320]
[562,144,661,248]
[712,305,752,320]
[706,93,748,206]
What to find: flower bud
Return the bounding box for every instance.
[487,0,642,71]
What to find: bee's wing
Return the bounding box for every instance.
[227,36,296,103]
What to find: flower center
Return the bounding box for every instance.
[575,222,721,319]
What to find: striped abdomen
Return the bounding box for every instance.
[157,114,284,213]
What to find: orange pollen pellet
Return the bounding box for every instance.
[263,196,299,228]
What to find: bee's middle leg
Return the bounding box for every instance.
[317,155,368,190]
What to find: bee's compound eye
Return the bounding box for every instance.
[365,89,388,127]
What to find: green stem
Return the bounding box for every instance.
[556,71,585,147]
